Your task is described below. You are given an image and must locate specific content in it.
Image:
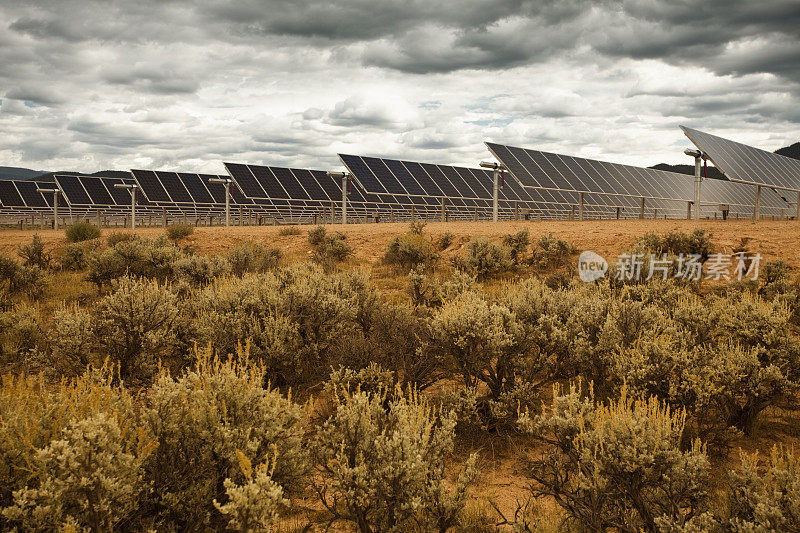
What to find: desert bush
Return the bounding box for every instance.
[324,363,397,399]
[3,413,151,531]
[87,236,182,288]
[106,231,134,247]
[226,238,282,276]
[409,219,426,235]
[408,267,477,308]
[142,351,308,529]
[0,304,42,365]
[519,382,711,532]
[307,225,352,272]
[278,225,302,236]
[165,222,194,241]
[430,291,525,399]
[530,233,576,271]
[384,231,439,271]
[728,446,800,531]
[436,231,454,250]
[92,276,179,384]
[172,254,230,285]
[60,240,101,271]
[0,366,142,524]
[453,238,512,279]
[313,385,478,532]
[633,229,713,260]
[214,453,288,532]
[65,221,101,243]
[503,229,530,265]
[0,254,49,299]
[45,306,96,377]
[17,234,50,269]
[194,265,366,387]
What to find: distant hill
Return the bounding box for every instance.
[775,142,800,160]
[0,166,45,180]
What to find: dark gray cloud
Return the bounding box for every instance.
[0,0,798,173]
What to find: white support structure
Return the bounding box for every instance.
[209,177,232,226]
[480,160,506,223]
[327,171,350,224]
[114,183,138,230]
[684,148,704,221]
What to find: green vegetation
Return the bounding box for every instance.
[65,221,101,243]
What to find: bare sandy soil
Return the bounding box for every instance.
[2,219,800,269]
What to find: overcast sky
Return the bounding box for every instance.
[1,0,799,174]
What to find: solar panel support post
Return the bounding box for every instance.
[753,185,762,220]
[342,176,347,224]
[687,201,692,220]
[37,187,61,231]
[578,192,584,221]
[162,208,167,228]
[616,207,621,220]
[440,198,446,222]
[684,149,704,222]
[514,201,519,221]
[639,197,646,219]
[492,168,499,222]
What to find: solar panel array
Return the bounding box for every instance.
[486,142,790,219]
[338,154,616,219]
[681,126,800,191]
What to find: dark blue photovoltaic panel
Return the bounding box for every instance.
[78,176,115,205]
[156,172,193,203]
[314,171,342,200]
[202,175,227,203]
[403,161,444,196]
[0,181,25,206]
[419,163,460,197]
[55,175,93,205]
[230,181,251,205]
[131,170,171,202]
[103,178,133,205]
[249,166,288,198]
[178,173,215,204]
[438,165,478,198]
[15,181,48,207]
[383,159,425,196]
[292,169,329,201]
[271,167,310,200]
[224,163,266,198]
[361,157,407,194]
[339,154,387,194]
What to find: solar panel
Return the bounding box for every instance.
[78,176,115,205]
[291,169,330,201]
[681,126,800,191]
[55,175,93,205]
[224,163,266,198]
[14,181,48,208]
[250,166,289,199]
[131,170,171,202]
[155,172,193,203]
[0,180,26,207]
[271,167,309,200]
[178,173,215,204]
[103,177,133,205]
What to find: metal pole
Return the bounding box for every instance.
[639,197,645,219]
[131,189,136,230]
[578,192,584,221]
[440,197,446,222]
[53,192,59,230]
[754,185,761,221]
[492,168,499,222]
[224,182,231,227]
[341,175,347,224]
[694,155,702,221]
[687,201,692,220]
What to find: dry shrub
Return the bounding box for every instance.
[503,228,530,264]
[278,225,302,236]
[87,236,181,288]
[65,221,101,243]
[313,384,477,533]
[165,223,194,241]
[0,254,49,299]
[0,304,42,365]
[453,238,512,280]
[17,234,51,269]
[520,382,712,532]
[384,231,439,271]
[529,233,576,271]
[307,225,352,272]
[226,239,282,276]
[142,350,308,529]
[172,254,230,286]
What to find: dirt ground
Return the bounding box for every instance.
[2,219,800,269]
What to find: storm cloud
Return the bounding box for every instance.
[0,0,798,173]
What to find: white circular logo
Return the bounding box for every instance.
[578,251,608,282]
